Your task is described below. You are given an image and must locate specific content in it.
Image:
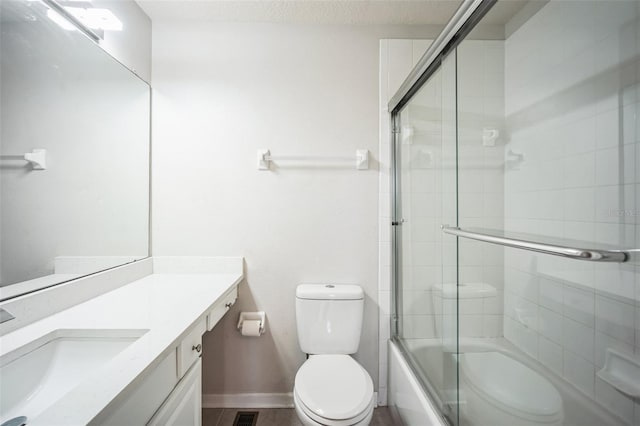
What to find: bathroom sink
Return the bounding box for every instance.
[0,329,148,424]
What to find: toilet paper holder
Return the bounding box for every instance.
[237,311,266,335]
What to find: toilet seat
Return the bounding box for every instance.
[461,351,563,423]
[294,390,375,426]
[294,354,374,425]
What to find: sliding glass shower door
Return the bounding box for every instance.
[391,1,640,425]
[393,49,460,425]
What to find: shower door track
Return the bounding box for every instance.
[388,0,497,115]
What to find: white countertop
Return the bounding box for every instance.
[0,270,243,425]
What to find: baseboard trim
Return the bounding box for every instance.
[202,393,294,408]
[203,391,380,409]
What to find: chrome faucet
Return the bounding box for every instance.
[0,307,15,324]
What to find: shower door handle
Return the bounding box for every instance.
[441,226,629,263]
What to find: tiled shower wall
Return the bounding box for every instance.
[502,2,640,423]
[399,64,448,340]
[455,40,506,338]
[379,38,507,400]
[397,39,506,341]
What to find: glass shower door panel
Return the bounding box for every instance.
[439,51,459,425]
[396,51,459,424]
[455,1,640,425]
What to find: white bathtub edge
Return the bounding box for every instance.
[389,340,446,426]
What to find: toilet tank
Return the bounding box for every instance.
[296,284,364,355]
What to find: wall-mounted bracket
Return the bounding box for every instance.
[356,149,369,170]
[24,149,47,170]
[257,149,271,171]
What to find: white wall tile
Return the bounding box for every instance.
[538,306,563,344]
[597,108,624,150]
[563,117,596,156]
[595,184,636,224]
[564,152,595,188]
[460,314,484,338]
[459,298,484,315]
[563,350,595,398]
[539,276,564,313]
[379,290,391,317]
[379,265,391,292]
[539,336,563,376]
[563,187,595,222]
[482,314,502,337]
[408,315,437,339]
[505,268,539,303]
[484,292,504,314]
[563,317,595,363]
[563,284,595,327]
[594,263,636,301]
[504,2,639,418]
[596,296,636,345]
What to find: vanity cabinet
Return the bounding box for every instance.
[178,320,206,378]
[148,359,202,426]
[99,350,179,426]
[97,285,237,426]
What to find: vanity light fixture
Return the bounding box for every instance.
[43,0,123,41]
[63,7,123,31]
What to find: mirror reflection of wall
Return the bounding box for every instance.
[0,0,150,299]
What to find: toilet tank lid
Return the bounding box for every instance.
[297,284,363,300]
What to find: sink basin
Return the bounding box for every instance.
[0,329,148,423]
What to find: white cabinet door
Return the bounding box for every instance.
[99,350,179,426]
[148,358,202,426]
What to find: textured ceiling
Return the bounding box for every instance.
[136,0,467,24]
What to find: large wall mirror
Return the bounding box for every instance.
[0,0,150,300]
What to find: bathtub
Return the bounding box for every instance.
[388,340,447,426]
[389,337,627,426]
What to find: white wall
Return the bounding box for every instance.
[151,22,439,398]
[503,2,640,423]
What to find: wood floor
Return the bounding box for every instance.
[203,407,401,426]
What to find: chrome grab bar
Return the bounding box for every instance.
[441,226,629,263]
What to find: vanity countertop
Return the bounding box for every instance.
[0,265,243,425]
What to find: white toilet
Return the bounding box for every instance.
[293,284,375,426]
[460,351,564,426]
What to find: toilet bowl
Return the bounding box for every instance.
[294,355,374,426]
[460,351,564,426]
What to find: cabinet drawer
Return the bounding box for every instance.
[177,319,206,378]
[206,286,237,331]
